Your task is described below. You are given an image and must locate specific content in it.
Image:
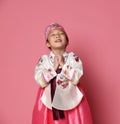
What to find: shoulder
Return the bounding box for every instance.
[37,54,49,65]
[68,52,82,62]
[68,52,79,58]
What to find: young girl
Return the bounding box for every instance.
[32,23,93,124]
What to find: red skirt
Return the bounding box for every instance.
[32,86,93,124]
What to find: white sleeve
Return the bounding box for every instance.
[57,52,83,85]
[34,55,57,88]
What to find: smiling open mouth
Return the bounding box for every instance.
[55,39,62,43]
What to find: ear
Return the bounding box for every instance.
[46,41,51,48]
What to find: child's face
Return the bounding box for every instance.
[47,29,68,50]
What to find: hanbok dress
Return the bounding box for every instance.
[32,51,93,124]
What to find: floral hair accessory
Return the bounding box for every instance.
[45,22,68,41]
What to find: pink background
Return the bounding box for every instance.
[0,0,120,124]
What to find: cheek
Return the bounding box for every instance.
[62,36,68,42]
[48,37,54,42]
[63,35,68,40]
[47,35,52,41]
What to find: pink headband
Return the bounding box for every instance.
[45,23,68,41]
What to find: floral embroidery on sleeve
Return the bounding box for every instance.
[58,52,83,85]
[35,55,57,87]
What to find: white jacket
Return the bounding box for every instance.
[34,51,83,110]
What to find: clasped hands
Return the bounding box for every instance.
[54,55,69,88]
[54,55,64,71]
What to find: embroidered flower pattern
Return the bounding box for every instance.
[37,57,43,66]
[67,65,69,69]
[63,65,73,79]
[61,82,68,88]
[75,56,79,62]
[67,65,72,69]
[73,54,79,62]
[46,68,54,79]
[57,80,62,85]
[39,57,43,63]
[50,56,53,59]
[57,77,69,88]
[60,75,64,80]
[48,68,52,72]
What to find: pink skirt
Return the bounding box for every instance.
[32,86,93,124]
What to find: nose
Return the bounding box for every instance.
[55,34,60,38]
